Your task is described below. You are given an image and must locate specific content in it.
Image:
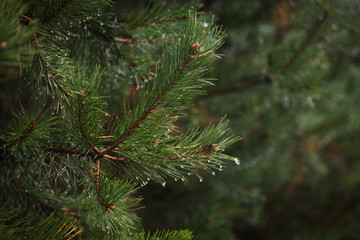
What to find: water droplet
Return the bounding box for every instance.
[162,182,166,187]
[234,158,240,165]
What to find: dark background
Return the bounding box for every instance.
[137,0,360,239]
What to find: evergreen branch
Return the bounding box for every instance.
[41,0,75,25]
[77,98,100,155]
[20,14,69,96]
[11,180,55,211]
[127,15,192,31]
[100,46,198,155]
[6,120,35,149]
[279,7,329,76]
[33,31,69,96]
[144,144,216,163]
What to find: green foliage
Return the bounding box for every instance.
[133,230,193,240]
[0,0,32,68]
[0,203,80,240]
[0,0,237,239]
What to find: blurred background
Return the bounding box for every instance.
[138,0,360,239]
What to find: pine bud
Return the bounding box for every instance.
[107,205,115,211]
[191,42,199,52]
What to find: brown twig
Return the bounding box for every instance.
[114,37,177,44]
[144,144,216,163]
[94,158,105,206]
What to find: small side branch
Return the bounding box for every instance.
[77,99,100,155]
[11,180,54,211]
[279,7,329,76]
[7,121,35,149]
[41,0,75,25]
[127,15,192,31]
[20,15,69,96]
[114,37,177,44]
[93,158,114,211]
[145,144,217,162]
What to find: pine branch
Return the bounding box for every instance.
[41,0,75,25]
[278,7,329,76]
[33,31,69,96]
[100,44,198,155]
[20,14,69,96]
[77,97,100,155]
[11,180,55,211]
[114,37,177,44]
[143,144,217,163]
[6,120,35,149]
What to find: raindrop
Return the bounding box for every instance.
[234,158,240,165]
[162,182,166,187]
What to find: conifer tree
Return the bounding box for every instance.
[0,0,239,239]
